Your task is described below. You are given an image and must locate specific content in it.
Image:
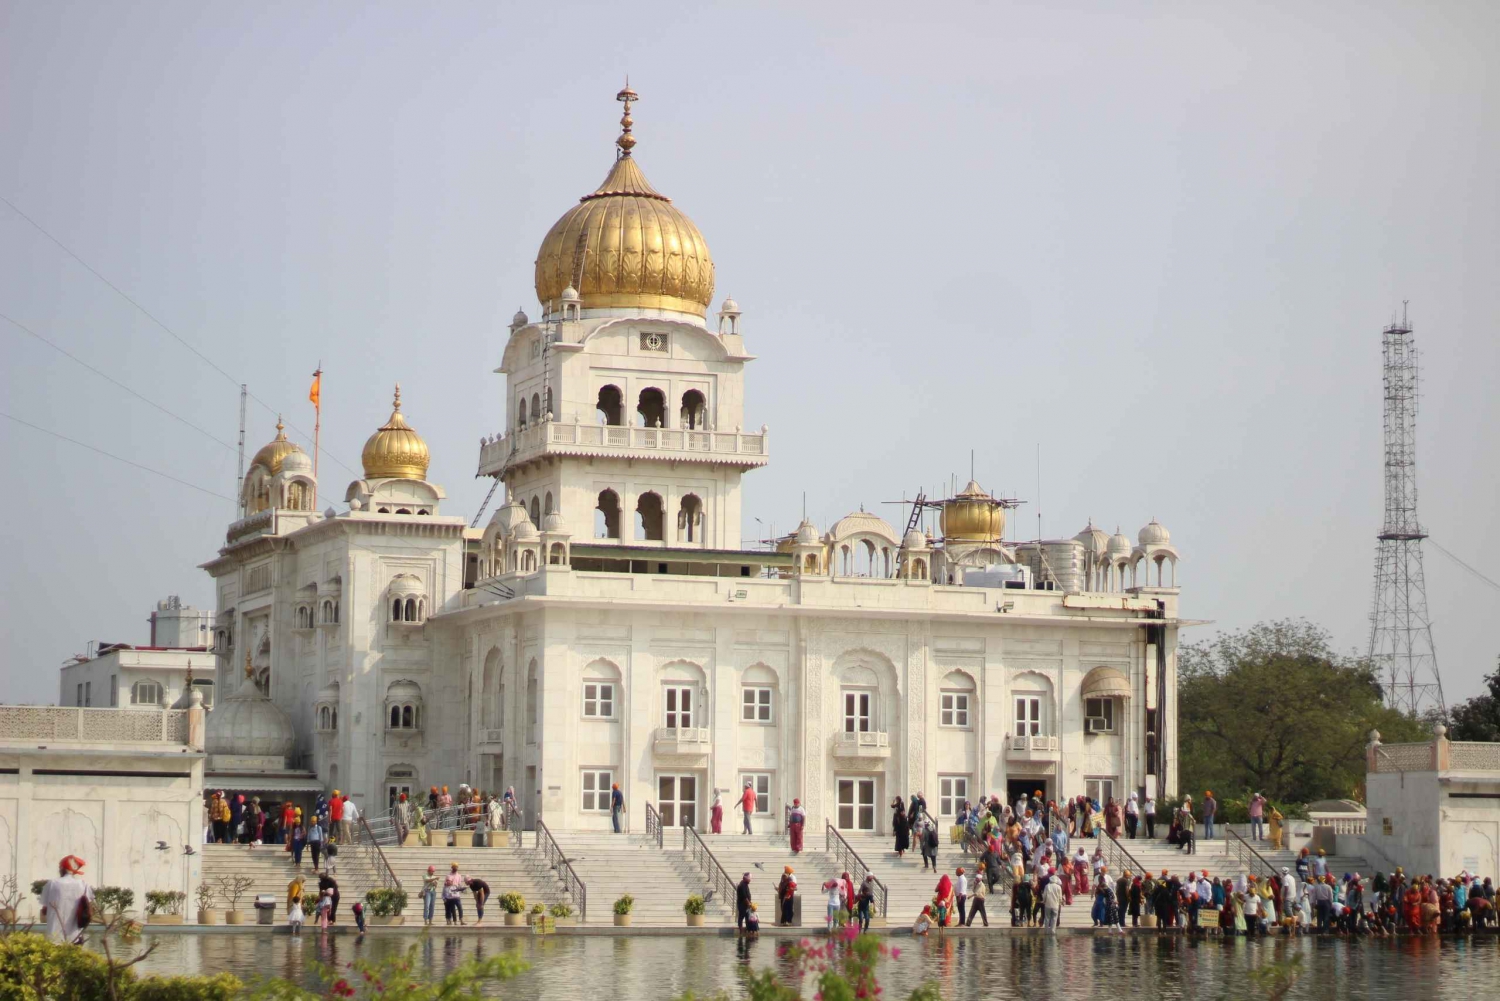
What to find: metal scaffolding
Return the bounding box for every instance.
[1367,308,1445,717]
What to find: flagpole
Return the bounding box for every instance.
[312,361,322,509]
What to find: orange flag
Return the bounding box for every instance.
[309,370,321,410]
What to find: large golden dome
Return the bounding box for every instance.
[249,417,302,476]
[361,385,430,480]
[533,88,715,315]
[941,480,1006,542]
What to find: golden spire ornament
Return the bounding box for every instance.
[615,81,638,159]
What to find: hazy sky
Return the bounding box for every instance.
[2,1,1496,707]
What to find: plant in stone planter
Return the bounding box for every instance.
[195,883,220,925]
[683,894,707,926]
[498,891,526,926]
[144,890,186,924]
[527,903,545,924]
[613,893,634,926]
[548,901,574,919]
[94,887,134,921]
[365,888,408,923]
[215,875,255,925]
[0,875,22,929]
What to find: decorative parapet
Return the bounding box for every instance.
[1367,723,1500,773]
[477,420,769,476]
[0,705,200,747]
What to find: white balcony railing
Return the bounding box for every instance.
[477,420,769,475]
[0,706,191,745]
[833,729,892,757]
[654,726,712,754]
[477,728,504,746]
[1007,734,1059,753]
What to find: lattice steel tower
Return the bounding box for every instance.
[1367,306,1445,717]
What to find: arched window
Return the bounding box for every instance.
[595,489,621,539]
[530,393,541,422]
[130,681,162,706]
[804,553,818,573]
[679,390,707,430]
[392,598,404,622]
[517,399,528,428]
[543,492,553,517]
[912,557,928,579]
[636,491,664,541]
[636,387,666,428]
[521,550,537,572]
[390,705,401,728]
[596,385,623,426]
[404,597,418,622]
[529,495,541,526]
[402,705,414,728]
[544,387,553,418]
[677,493,703,543]
[549,542,565,565]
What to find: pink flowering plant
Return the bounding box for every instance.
[683,928,937,1001]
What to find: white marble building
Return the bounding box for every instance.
[200,89,1186,833]
[59,597,217,710]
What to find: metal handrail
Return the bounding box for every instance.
[1225,828,1279,881]
[534,819,587,922]
[358,816,402,891]
[645,802,664,849]
[682,824,735,919]
[825,822,888,917]
[1101,830,1148,879]
[504,800,525,847]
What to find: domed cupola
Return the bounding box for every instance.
[241,417,311,516]
[941,480,1005,542]
[362,384,431,480]
[205,657,295,762]
[533,86,715,319]
[249,417,303,477]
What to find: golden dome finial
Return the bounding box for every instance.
[274,415,286,439]
[362,383,430,480]
[392,383,402,411]
[615,80,638,159]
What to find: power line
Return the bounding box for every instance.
[1,311,239,454]
[1430,537,1500,594]
[0,194,358,478]
[0,411,236,501]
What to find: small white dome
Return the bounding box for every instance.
[1074,521,1109,552]
[281,449,313,475]
[721,295,740,314]
[513,517,539,541]
[205,674,295,759]
[511,308,529,327]
[489,500,530,536]
[795,519,819,544]
[561,285,580,302]
[542,511,567,533]
[903,528,928,550]
[1108,529,1132,557]
[1139,519,1171,546]
[385,679,423,704]
[389,573,424,597]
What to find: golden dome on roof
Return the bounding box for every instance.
[249,417,303,475]
[361,385,430,480]
[533,87,715,316]
[941,479,1006,542]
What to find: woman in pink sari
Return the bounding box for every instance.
[787,798,806,853]
[1059,857,1074,905]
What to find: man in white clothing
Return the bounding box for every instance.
[40,854,94,944]
[1280,866,1297,916]
[343,796,360,843]
[1042,873,1063,931]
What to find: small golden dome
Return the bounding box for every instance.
[534,87,715,316]
[941,480,1006,542]
[361,385,430,480]
[249,417,303,476]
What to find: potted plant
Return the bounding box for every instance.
[94,886,134,922]
[613,894,634,927]
[499,892,526,926]
[364,888,408,926]
[144,890,187,925]
[0,875,23,928]
[195,883,219,925]
[452,825,474,848]
[548,901,576,927]
[526,902,546,926]
[684,894,707,927]
[216,875,255,925]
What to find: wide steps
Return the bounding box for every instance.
[545,833,735,924]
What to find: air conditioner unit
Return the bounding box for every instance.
[1084,717,1108,734]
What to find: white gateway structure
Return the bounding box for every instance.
[202,89,1185,834]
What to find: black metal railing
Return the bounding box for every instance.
[504,800,525,848]
[356,817,402,890]
[1101,830,1148,879]
[825,822,888,917]
[645,802,664,849]
[682,824,735,919]
[1225,828,1279,882]
[535,818,587,922]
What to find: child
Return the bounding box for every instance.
[821,878,842,932]
[352,900,367,934]
[317,889,333,931]
[744,902,760,933]
[287,896,304,935]
[324,837,338,874]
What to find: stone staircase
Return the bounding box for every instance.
[545,830,735,925]
[699,831,844,925]
[1104,835,1372,886]
[200,838,569,921]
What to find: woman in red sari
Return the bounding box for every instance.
[933,873,956,926]
[1058,856,1074,905]
[1105,798,1122,839]
[1403,883,1423,931]
[787,798,806,853]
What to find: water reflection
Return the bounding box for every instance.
[111,932,1498,1000]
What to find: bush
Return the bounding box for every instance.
[0,932,242,1001]
[94,886,134,918]
[128,974,241,1001]
[684,894,706,916]
[144,890,186,916]
[548,901,573,918]
[364,888,408,917]
[498,892,526,914]
[613,894,634,916]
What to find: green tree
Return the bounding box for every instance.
[1447,658,1500,742]
[1178,619,1426,806]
